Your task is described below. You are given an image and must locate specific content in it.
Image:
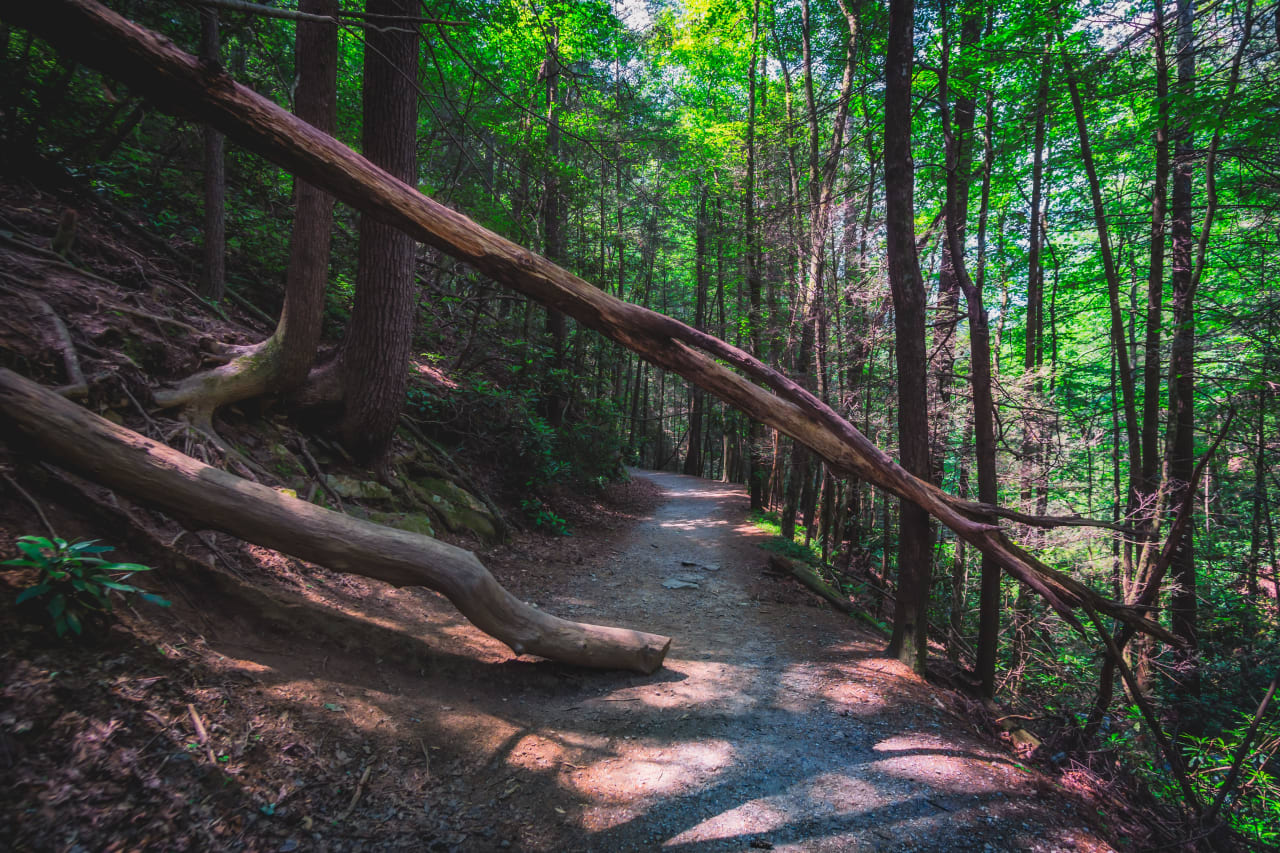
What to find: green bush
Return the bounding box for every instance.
[5,536,170,637]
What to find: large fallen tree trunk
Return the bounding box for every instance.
[0,369,671,673]
[0,0,1173,644]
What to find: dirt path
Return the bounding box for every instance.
[193,471,1113,852]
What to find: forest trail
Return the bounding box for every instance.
[491,470,1113,852]
[77,470,1118,852]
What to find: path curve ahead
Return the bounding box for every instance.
[539,470,1112,851]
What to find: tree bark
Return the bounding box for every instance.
[1142,0,1171,492]
[0,369,671,672]
[3,0,1178,646]
[1167,0,1199,700]
[744,0,766,510]
[883,0,933,673]
[340,0,419,464]
[683,187,708,476]
[542,24,568,428]
[199,7,225,301]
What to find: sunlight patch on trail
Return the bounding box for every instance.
[662,772,881,848]
[567,739,736,815]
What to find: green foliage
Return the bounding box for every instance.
[748,509,821,565]
[1182,711,1280,846]
[5,536,170,638]
[518,496,571,536]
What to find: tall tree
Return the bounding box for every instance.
[199,6,225,301]
[745,0,767,510]
[781,0,856,540]
[884,0,932,673]
[340,0,420,463]
[1166,0,1199,700]
[542,22,568,428]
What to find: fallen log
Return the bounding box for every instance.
[0,369,671,673]
[0,0,1174,645]
[767,553,854,614]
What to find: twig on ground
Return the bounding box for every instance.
[2,472,58,538]
[418,738,431,776]
[117,379,160,435]
[187,703,218,765]
[338,764,374,821]
[295,435,344,513]
[113,303,203,336]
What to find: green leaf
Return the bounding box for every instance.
[99,580,139,592]
[65,611,82,635]
[47,594,66,619]
[139,592,172,607]
[15,540,49,563]
[69,541,112,555]
[16,583,52,604]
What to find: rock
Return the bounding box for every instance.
[370,511,436,538]
[416,478,500,543]
[662,578,700,590]
[325,475,393,501]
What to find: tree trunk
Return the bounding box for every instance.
[744,0,766,510]
[683,188,708,476]
[884,0,933,673]
[1167,0,1199,701]
[542,24,568,428]
[1142,0,1171,492]
[0,369,670,672]
[9,0,1178,646]
[154,0,337,423]
[340,0,418,464]
[199,7,225,301]
[1061,32,1141,508]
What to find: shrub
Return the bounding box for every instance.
[5,536,170,637]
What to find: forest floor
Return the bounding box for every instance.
[3,468,1129,852]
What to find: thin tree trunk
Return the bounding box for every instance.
[542,24,568,427]
[1060,33,1141,506]
[1166,0,1199,701]
[199,7,225,301]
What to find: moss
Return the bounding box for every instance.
[369,511,436,538]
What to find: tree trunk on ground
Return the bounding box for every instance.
[153,0,337,424]
[0,369,671,673]
[884,0,933,674]
[340,0,418,464]
[199,7,225,301]
[7,0,1179,647]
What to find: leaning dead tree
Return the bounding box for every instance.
[0,0,1173,646]
[0,369,672,673]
